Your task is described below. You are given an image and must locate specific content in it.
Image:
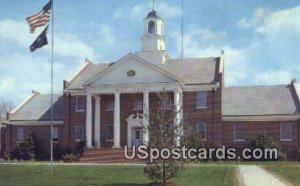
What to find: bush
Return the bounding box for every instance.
[62,153,78,163]
[249,133,285,161]
[75,140,86,156]
[180,125,204,162]
[10,134,36,160]
[181,126,204,150]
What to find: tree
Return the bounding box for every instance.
[0,99,14,156]
[144,91,184,185]
[0,99,14,121]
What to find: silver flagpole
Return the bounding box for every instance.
[50,0,54,168]
[181,0,184,60]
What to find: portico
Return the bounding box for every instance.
[84,83,183,148]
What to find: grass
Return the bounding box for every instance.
[0,164,238,186]
[263,164,300,186]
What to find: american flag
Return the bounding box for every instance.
[26,0,52,33]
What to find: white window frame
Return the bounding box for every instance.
[133,96,143,110]
[52,127,58,142]
[75,96,84,112]
[196,91,207,109]
[280,123,292,141]
[234,124,245,142]
[196,122,207,140]
[74,125,84,142]
[16,127,24,142]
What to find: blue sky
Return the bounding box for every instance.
[0,0,300,105]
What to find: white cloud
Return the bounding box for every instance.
[131,4,146,18]
[54,33,95,60]
[97,24,115,46]
[171,5,300,86]
[0,19,95,104]
[238,7,269,29]
[156,2,181,18]
[112,8,123,19]
[0,53,77,104]
[0,19,37,46]
[0,19,95,60]
[253,70,294,85]
[113,1,181,20]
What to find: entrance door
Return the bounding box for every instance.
[132,128,143,146]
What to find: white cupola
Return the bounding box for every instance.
[136,10,169,64]
[141,10,165,51]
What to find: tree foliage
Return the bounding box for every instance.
[249,133,286,161]
[144,92,184,185]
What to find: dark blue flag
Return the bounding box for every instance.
[30,26,48,52]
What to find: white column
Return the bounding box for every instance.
[143,90,149,145]
[94,96,101,148]
[174,89,182,146]
[85,93,93,148]
[113,91,121,148]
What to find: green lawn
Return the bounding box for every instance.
[0,164,238,186]
[263,165,300,186]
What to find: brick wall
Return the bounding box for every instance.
[222,121,300,159]
[183,88,222,147]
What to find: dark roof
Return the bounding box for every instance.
[146,10,160,19]
[65,57,220,90]
[9,94,63,121]
[223,85,300,116]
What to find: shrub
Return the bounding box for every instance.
[62,153,78,163]
[75,140,86,156]
[181,125,204,150]
[249,133,285,161]
[10,134,36,160]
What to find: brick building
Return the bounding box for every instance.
[1,9,300,159]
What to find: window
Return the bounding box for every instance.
[234,124,245,141]
[280,123,292,141]
[196,123,207,140]
[133,96,143,110]
[148,21,155,34]
[106,98,114,111]
[196,91,207,109]
[52,127,58,142]
[106,125,114,140]
[164,99,172,110]
[16,127,24,142]
[74,126,84,142]
[75,96,84,112]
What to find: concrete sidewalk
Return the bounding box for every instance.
[238,165,289,186]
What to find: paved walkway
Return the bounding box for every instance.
[238,165,289,186]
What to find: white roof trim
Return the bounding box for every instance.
[293,83,300,103]
[9,91,40,114]
[67,59,93,82]
[222,114,300,122]
[219,50,224,74]
[3,121,63,126]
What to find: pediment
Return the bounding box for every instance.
[84,53,180,86]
